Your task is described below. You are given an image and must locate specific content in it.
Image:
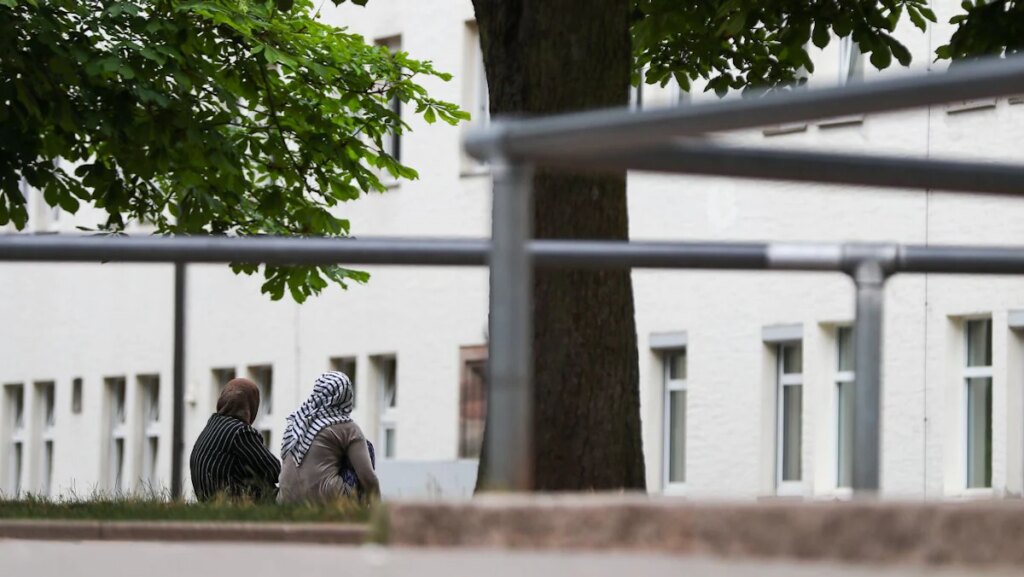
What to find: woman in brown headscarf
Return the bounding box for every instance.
[189,378,281,501]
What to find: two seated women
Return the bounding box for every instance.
[189,371,379,503]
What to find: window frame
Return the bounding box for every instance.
[105,376,128,494]
[837,36,864,86]
[376,35,403,183]
[460,21,491,176]
[330,357,358,410]
[629,66,648,111]
[138,374,161,488]
[4,384,26,497]
[210,367,237,413]
[71,377,83,415]
[374,355,399,459]
[247,365,274,448]
[666,76,692,108]
[35,381,56,496]
[776,342,804,496]
[833,326,855,493]
[963,318,994,490]
[662,348,688,493]
[458,345,488,460]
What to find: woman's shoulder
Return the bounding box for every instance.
[209,412,249,433]
[318,420,365,443]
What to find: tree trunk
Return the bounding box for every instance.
[473,0,645,491]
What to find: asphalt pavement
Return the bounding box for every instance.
[1,539,1019,577]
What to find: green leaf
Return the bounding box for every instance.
[887,6,904,29]
[0,0,464,303]
[870,46,892,69]
[888,38,912,66]
[908,7,927,31]
[812,21,831,49]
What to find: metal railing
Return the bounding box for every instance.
[2,55,1024,496]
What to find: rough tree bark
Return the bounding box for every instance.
[472,0,646,490]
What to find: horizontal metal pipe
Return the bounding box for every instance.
[0,235,491,266]
[532,239,768,269]
[4,235,1024,275]
[536,142,1024,195]
[466,56,1024,160]
[898,245,1024,274]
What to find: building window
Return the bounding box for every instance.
[630,76,644,110]
[36,382,56,496]
[777,343,803,491]
[330,357,358,410]
[211,367,237,413]
[378,36,402,165]
[763,49,810,135]
[835,327,855,489]
[4,384,25,497]
[71,377,83,414]
[816,36,867,128]
[37,381,55,429]
[670,83,691,107]
[372,356,398,459]
[42,441,54,497]
[105,377,127,494]
[663,349,687,488]
[466,22,489,128]
[458,346,488,459]
[838,36,864,86]
[139,375,160,488]
[247,365,274,448]
[462,22,490,174]
[965,318,993,489]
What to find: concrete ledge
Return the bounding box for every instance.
[385,495,1024,566]
[0,520,367,545]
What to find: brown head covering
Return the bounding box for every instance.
[216,378,261,425]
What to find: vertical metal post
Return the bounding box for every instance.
[851,259,887,494]
[170,262,187,500]
[483,158,534,491]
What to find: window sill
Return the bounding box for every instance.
[952,487,996,500]
[757,494,804,502]
[774,481,805,498]
[818,115,865,129]
[814,487,853,501]
[946,99,997,115]
[662,483,687,497]
[762,123,808,137]
[459,165,491,179]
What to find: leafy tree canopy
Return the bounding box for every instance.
[940,0,1024,60]
[1,0,1017,301]
[633,0,1019,95]
[0,0,467,301]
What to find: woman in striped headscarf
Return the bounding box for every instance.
[278,371,380,503]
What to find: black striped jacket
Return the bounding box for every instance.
[190,413,281,502]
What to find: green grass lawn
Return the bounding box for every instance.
[0,496,372,524]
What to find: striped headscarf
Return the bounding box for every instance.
[281,371,355,466]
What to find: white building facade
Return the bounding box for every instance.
[3,0,1024,501]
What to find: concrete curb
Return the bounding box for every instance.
[385,495,1024,566]
[0,520,367,545]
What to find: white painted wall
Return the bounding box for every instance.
[2,0,1024,501]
